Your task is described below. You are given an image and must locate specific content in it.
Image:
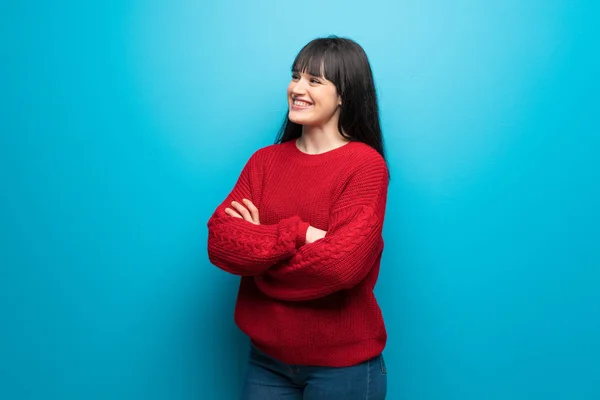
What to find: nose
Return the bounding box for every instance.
[290,77,308,96]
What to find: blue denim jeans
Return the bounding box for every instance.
[240,344,387,399]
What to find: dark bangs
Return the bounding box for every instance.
[291,39,345,93]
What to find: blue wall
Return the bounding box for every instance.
[1,1,598,399]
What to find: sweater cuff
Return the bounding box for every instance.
[296,220,310,248]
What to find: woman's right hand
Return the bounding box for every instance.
[225,199,260,225]
[306,226,327,244]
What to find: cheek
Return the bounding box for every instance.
[324,89,339,107]
[324,94,339,110]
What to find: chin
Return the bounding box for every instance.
[288,113,309,125]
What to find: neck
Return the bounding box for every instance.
[297,123,349,155]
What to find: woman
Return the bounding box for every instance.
[207,36,389,399]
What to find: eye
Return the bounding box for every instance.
[310,78,321,84]
[291,73,300,81]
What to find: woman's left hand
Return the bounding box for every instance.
[225,199,260,225]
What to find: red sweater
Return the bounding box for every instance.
[207,139,389,367]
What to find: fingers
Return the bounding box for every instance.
[243,199,260,224]
[224,207,242,219]
[226,199,260,225]
[230,201,252,221]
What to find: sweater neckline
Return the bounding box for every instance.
[287,139,355,165]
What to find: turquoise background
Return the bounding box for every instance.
[1,1,599,399]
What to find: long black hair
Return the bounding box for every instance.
[275,35,387,162]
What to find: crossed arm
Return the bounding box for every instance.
[207,157,388,301]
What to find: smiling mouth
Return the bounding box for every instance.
[292,100,312,107]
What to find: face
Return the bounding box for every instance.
[287,70,342,127]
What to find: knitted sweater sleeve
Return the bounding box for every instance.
[254,156,389,301]
[207,151,310,276]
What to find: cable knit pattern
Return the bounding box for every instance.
[206,139,389,367]
[254,205,383,301]
[207,214,308,276]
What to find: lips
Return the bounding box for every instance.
[291,97,313,110]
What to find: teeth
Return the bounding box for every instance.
[294,100,312,107]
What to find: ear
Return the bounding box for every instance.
[337,95,342,106]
